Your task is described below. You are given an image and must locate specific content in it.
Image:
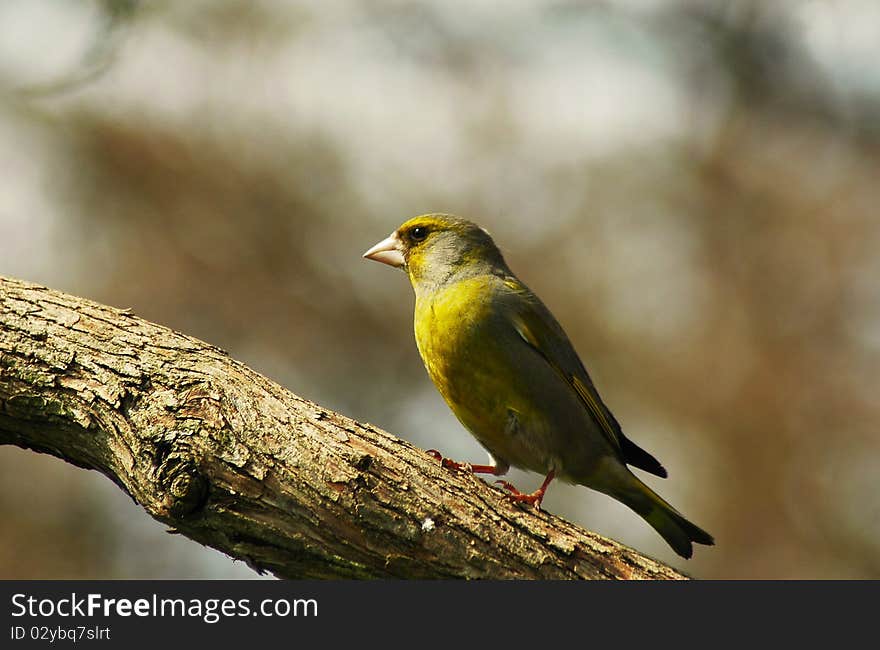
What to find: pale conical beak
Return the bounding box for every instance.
[363,232,405,268]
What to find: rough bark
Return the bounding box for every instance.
[0,276,688,579]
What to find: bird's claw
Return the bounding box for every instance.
[494,480,545,509]
[426,449,471,472]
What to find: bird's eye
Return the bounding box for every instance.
[410,226,429,242]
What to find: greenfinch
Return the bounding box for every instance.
[363,214,713,559]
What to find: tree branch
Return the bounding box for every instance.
[0,276,687,579]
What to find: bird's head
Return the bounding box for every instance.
[363,214,507,291]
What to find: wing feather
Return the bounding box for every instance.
[508,280,667,478]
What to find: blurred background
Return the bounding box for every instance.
[1,0,878,579]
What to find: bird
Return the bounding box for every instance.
[363,214,714,559]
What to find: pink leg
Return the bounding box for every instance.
[496,470,556,510]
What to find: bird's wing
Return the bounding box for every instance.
[504,278,667,478]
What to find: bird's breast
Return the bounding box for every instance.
[414,277,493,397]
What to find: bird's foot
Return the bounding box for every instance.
[494,480,546,509]
[495,470,555,510]
[426,450,499,475]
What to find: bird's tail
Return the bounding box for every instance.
[608,473,714,559]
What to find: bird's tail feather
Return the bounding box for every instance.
[612,475,714,559]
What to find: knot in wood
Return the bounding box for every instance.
[163,463,208,519]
